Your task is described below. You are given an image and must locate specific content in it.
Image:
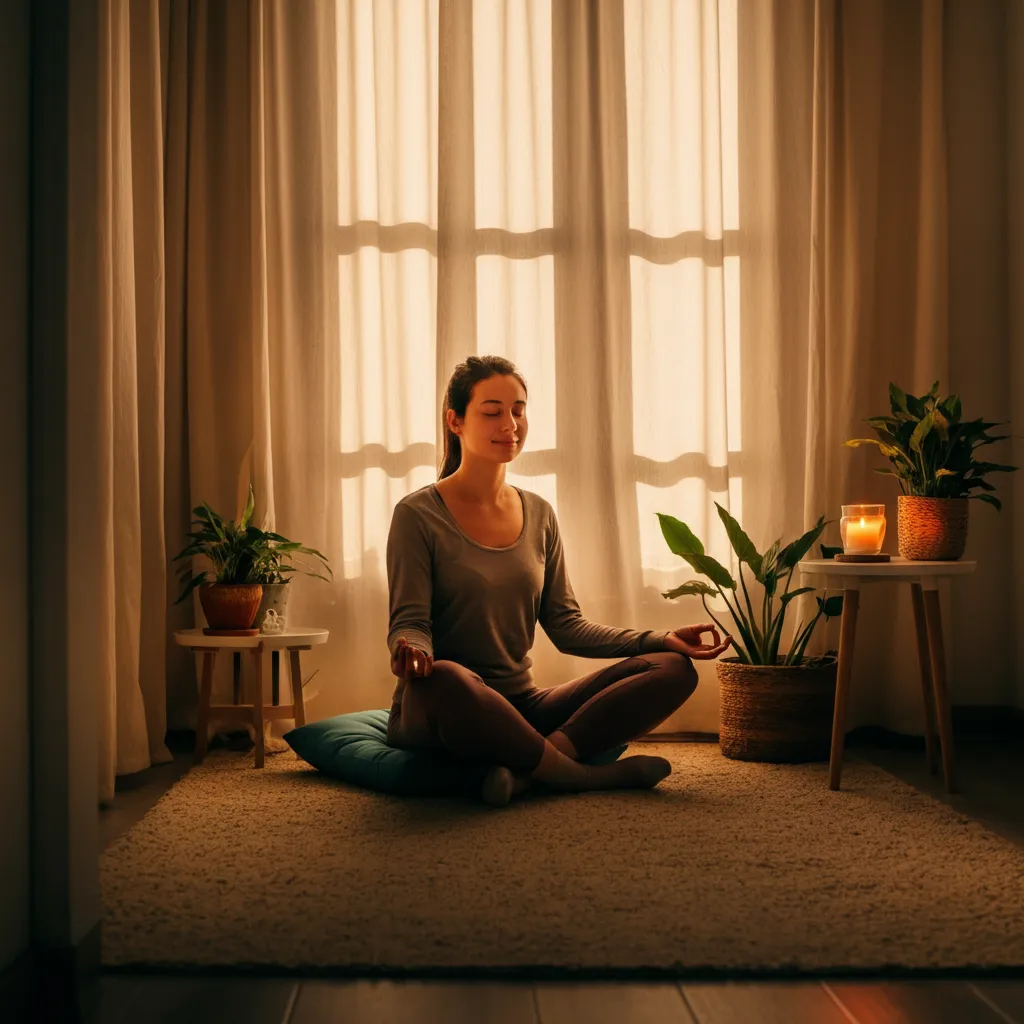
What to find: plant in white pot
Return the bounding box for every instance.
[657,504,843,762]
[173,486,332,633]
[844,382,1018,560]
[249,523,333,633]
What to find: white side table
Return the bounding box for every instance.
[798,558,976,793]
[173,627,329,768]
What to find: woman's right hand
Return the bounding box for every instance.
[391,637,433,680]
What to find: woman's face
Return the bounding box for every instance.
[448,374,528,464]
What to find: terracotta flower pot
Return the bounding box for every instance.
[717,657,837,763]
[199,583,263,630]
[897,495,969,561]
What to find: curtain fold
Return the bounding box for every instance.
[737,0,952,732]
[162,0,341,731]
[68,0,172,806]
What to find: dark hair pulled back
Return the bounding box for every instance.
[438,355,528,480]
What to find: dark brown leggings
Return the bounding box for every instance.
[386,651,698,773]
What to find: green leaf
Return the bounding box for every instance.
[715,502,764,579]
[866,416,901,432]
[973,493,1003,511]
[761,539,781,578]
[935,468,956,477]
[777,516,829,569]
[820,544,844,559]
[905,393,928,419]
[889,383,909,415]
[909,412,935,453]
[780,586,814,606]
[656,513,705,557]
[817,595,844,618]
[689,553,738,590]
[662,581,717,600]
[656,514,735,589]
[940,395,962,422]
[240,485,256,529]
[845,438,912,464]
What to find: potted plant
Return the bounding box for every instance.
[249,524,333,632]
[657,504,843,762]
[844,382,1017,560]
[173,486,332,633]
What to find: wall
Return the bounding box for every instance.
[0,0,32,977]
[945,0,1016,710]
[1009,1,1024,711]
[31,0,101,964]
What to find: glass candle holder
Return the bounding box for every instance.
[840,504,886,555]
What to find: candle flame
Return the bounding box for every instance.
[860,517,865,527]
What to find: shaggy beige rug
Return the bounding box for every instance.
[101,743,1024,974]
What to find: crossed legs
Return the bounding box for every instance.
[386,652,698,801]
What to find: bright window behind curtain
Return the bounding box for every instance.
[625,0,742,591]
[335,0,740,592]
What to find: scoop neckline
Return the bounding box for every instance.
[430,482,528,552]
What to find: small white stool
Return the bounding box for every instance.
[173,627,329,768]
[798,558,976,793]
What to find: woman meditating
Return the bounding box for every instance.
[385,355,731,806]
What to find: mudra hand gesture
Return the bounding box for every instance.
[662,623,733,660]
[392,637,433,680]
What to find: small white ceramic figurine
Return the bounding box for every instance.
[260,608,287,635]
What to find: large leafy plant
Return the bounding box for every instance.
[172,486,332,605]
[657,505,842,667]
[844,381,1017,509]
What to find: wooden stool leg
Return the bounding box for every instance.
[251,642,266,768]
[829,587,860,791]
[289,649,306,727]
[922,587,956,793]
[195,650,216,764]
[910,583,939,774]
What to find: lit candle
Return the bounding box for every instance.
[840,504,886,555]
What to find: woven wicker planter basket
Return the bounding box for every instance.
[717,657,837,763]
[199,583,263,630]
[897,495,969,561]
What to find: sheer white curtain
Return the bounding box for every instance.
[329,0,739,730]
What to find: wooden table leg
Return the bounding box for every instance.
[910,582,939,774]
[251,642,266,768]
[829,587,860,791]
[195,650,217,764]
[289,648,306,727]
[922,586,957,793]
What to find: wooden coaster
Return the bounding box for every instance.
[833,553,891,563]
[202,627,260,636]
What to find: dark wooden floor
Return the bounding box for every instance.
[86,729,1024,1024]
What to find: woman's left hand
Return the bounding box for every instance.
[663,623,733,660]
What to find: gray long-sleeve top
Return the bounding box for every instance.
[386,482,670,702]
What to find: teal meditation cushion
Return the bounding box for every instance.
[283,709,628,797]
